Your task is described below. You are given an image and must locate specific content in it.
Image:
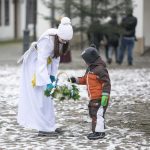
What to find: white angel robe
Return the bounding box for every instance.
[17,29,60,132]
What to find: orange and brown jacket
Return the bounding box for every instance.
[77,57,111,100]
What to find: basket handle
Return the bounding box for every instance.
[57,71,71,82]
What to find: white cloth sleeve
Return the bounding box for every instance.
[50,57,60,77]
[35,38,52,86]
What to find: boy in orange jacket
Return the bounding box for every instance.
[70,45,111,140]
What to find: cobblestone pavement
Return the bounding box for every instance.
[0,67,150,150]
[0,43,150,150]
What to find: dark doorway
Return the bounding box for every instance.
[13,0,18,39]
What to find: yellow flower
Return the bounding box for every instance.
[32,73,36,87]
[47,56,52,64]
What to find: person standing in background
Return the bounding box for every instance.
[87,20,103,51]
[117,8,137,66]
[105,13,120,64]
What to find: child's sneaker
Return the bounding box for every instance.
[87,132,105,140]
[87,132,95,138]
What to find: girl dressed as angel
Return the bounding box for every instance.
[17,17,73,136]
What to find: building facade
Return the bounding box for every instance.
[0,0,150,54]
[0,0,50,40]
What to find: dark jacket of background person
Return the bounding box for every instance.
[121,10,137,38]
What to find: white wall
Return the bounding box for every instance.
[36,0,51,38]
[17,0,26,38]
[133,0,144,38]
[143,0,150,47]
[0,0,14,40]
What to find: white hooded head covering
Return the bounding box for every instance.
[57,17,73,41]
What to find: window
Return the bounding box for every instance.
[5,0,9,25]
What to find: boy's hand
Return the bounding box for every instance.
[50,75,55,83]
[101,95,109,106]
[68,77,76,83]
